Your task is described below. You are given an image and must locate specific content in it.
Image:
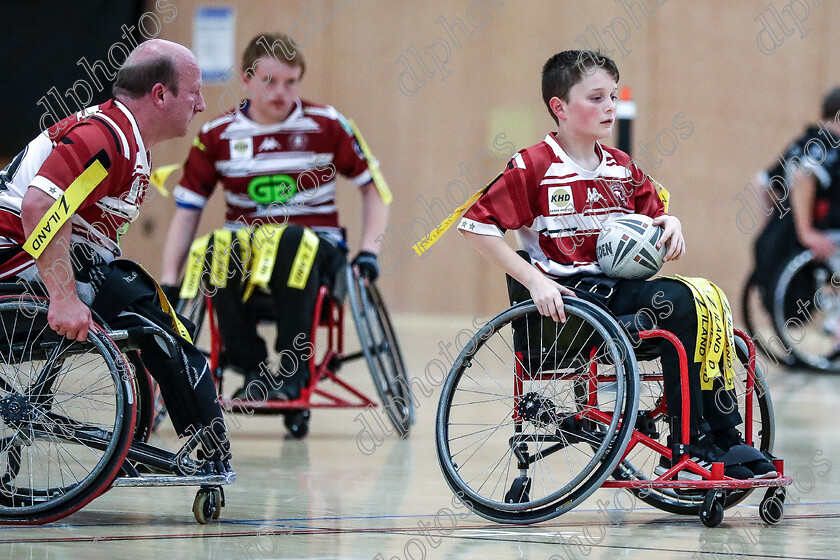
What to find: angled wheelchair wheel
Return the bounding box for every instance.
[741,274,798,368]
[0,296,136,524]
[772,248,840,371]
[614,333,774,515]
[436,298,639,524]
[347,266,415,436]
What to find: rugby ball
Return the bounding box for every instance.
[596,214,666,280]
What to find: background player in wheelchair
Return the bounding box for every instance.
[456,50,776,481]
[745,85,840,369]
[159,33,389,406]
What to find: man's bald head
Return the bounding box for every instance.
[113,39,197,99]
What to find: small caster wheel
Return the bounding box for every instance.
[210,487,223,520]
[759,487,785,524]
[284,409,311,439]
[193,487,219,524]
[700,490,725,528]
[504,476,532,504]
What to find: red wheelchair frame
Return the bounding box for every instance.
[178,266,414,438]
[436,297,791,527]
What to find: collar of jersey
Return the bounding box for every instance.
[112,99,150,172]
[237,98,303,130]
[544,133,606,178]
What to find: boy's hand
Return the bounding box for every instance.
[653,215,686,262]
[526,273,576,323]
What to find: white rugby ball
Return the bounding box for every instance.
[596,214,666,280]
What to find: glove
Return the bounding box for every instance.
[351,251,379,281]
[161,283,182,307]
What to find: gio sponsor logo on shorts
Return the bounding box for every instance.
[548,186,574,215]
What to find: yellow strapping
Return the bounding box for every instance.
[180,234,211,299]
[347,119,392,205]
[23,160,107,257]
[235,228,250,264]
[652,177,670,213]
[131,261,193,344]
[672,276,735,390]
[412,171,504,256]
[243,225,284,301]
[148,163,181,197]
[287,228,319,290]
[210,230,232,288]
[712,283,737,390]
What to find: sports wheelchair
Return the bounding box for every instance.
[0,286,234,525]
[435,295,791,527]
[175,264,415,439]
[742,232,840,371]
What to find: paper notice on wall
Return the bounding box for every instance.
[193,6,235,81]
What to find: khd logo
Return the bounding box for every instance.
[248,174,297,204]
[548,186,574,215]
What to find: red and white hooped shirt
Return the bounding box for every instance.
[459,133,665,278]
[0,99,150,279]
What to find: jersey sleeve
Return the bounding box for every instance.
[458,151,538,238]
[29,120,131,211]
[629,161,666,218]
[173,130,219,210]
[332,112,372,187]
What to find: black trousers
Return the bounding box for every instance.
[68,249,227,446]
[213,226,346,394]
[509,271,741,437]
[606,277,741,434]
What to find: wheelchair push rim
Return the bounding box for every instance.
[435,298,639,524]
[772,248,840,372]
[0,296,136,523]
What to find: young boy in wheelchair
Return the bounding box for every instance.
[458,50,775,479]
[159,33,387,402]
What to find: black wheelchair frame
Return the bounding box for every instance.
[0,288,233,525]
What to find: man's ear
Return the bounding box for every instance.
[549,96,565,121]
[150,83,166,108]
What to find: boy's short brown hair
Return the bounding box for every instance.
[541,50,619,124]
[241,33,306,76]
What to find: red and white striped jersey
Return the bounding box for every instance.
[0,99,150,278]
[459,133,665,278]
[174,99,371,240]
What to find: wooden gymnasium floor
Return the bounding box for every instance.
[1,314,838,559]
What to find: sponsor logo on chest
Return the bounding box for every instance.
[230,137,253,159]
[547,186,574,215]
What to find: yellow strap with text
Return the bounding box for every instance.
[347,119,393,205]
[23,160,107,257]
[672,275,735,390]
[412,171,504,256]
[180,234,211,299]
[287,228,319,290]
[243,225,285,301]
[210,229,232,288]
